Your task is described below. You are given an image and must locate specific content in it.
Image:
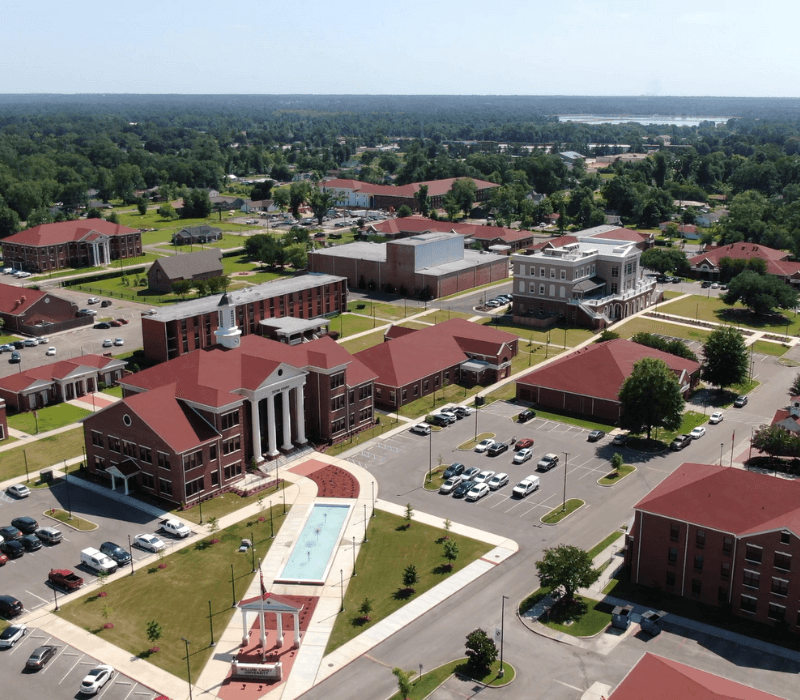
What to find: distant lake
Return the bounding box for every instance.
[557,115,734,127]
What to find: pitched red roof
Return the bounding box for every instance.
[369,216,526,243]
[0,355,123,393]
[688,243,800,278]
[634,463,800,536]
[529,235,579,252]
[4,220,139,247]
[356,318,517,387]
[588,227,649,243]
[516,339,699,402]
[0,284,47,315]
[321,178,498,200]
[611,653,787,700]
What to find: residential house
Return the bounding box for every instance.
[688,243,800,284]
[147,249,224,293]
[172,225,222,245]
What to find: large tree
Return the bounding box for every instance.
[618,358,684,440]
[451,178,477,217]
[640,247,689,274]
[308,189,336,225]
[721,270,799,315]
[464,628,497,675]
[535,545,600,603]
[701,325,749,390]
[751,424,800,459]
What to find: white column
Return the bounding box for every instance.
[294,386,307,444]
[250,399,263,463]
[281,389,292,451]
[259,610,266,649]
[276,611,284,647]
[266,394,278,457]
[241,609,249,646]
[123,477,129,496]
[293,612,301,648]
[110,473,116,491]
[105,240,110,263]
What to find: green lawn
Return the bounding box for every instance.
[166,233,249,253]
[346,301,412,321]
[325,510,491,653]
[0,428,85,482]
[751,340,790,357]
[661,290,684,300]
[101,385,123,398]
[57,505,290,681]
[387,659,514,699]
[48,509,97,531]
[478,318,594,346]
[340,330,387,354]
[541,499,584,524]
[172,484,285,525]
[8,403,91,434]
[587,531,624,559]
[615,316,712,342]
[221,255,294,286]
[395,382,482,420]
[659,294,800,334]
[598,464,636,485]
[509,344,568,375]
[423,466,447,491]
[30,265,105,280]
[330,312,390,339]
[418,309,476,324]
[397,320,433,330]
[541,595,613,636]
[632,410,707,446]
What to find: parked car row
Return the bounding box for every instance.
[440,462,542,502]
[2,268,32,278]
[0,337,49,352]
[484,294,512,309]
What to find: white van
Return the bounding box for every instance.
[80,547,118,574]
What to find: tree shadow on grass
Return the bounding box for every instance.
[432,563,454,575]
[348,615,371,629]
[716,307,789,330]
[392,587,415,601]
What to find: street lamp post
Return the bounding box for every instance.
[127,534,135,576]
[64,460,73,520]
[181,637,193,700]
[198,499,203,525]
[208,600,216,647]
[270,501,274,539]
[250,531,256,572]
[428,428,432,484]
[363,503,368,542]
[230,564,236,608]
[340,569,344,612]
[499,595,509,677]
[371,481,375,516]
[562,452,569,512]
[352,536,356,576]
[720,443,724,467]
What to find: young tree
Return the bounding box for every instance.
[137,198,148,216]
[397,204,413,218]
[392,667,416,699]
[402,564,418,591]
[146,620,162,649]
[464,628,497,675]
[535,544,600,602]
[404,502,414,527]
[207,516,220,538]
[443,518,452,539]
[443,539,459,567]
[701,325,749,391]
[358,596,373,621]
[611,452,624,471]
[618,358,685,440]
[171,280,193,298]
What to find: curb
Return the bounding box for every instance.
[540,501,585,526]
[596,466,636,488]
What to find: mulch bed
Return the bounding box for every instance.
[306,464,360,499]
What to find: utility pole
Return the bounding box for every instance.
[562,452,569,512]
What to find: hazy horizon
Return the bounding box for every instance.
[3,0,799,98]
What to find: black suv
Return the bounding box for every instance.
[453,480,475,498]
[0,595,23,618]
[0,525,22,541]
[20,534,41,552]
[487,442,509,457]
[0,540,23,558]
[11,516,38,534]
[670,434,692,451]
[100,541,132,565]
[442,463,465,480]
[518,409,536,423]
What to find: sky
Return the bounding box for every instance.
[2,0,799,97]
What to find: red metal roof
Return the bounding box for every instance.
[611,653,787,700]
[0,283,47,316]
[4,220,139,247]
[516,339,699,402]
[590,227,649,242]
[634,463,800,536]
[689,243,800,278]
[369,215,524,243]
[0,355,122,393]
[321,178,498,199]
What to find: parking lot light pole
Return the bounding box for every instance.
[198,499,203,525]
[428,429,432,484]
[499,595,509,677]
[720,443,724,467]
[53,587,59,612]
[250,531,256,572]
[474,404,479,440]
[269,501,274,539]
[64,460,73,520]
[181,637,193,700]
[562,452,570,512]
[208,600,216,647]
[127,534,135,576]
[230,564,236,608]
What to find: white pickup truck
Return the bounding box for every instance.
[159,519,191,538]
[80,547,118,574]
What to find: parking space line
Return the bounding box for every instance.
[26,589,49,605]
[489,495,510,508]
[96,673,120,699]
[40,644,68,675]
[60,652,85,684]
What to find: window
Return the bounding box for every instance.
[611,267,619,278]
[718,587,728,603]
[694,554,704,571]
[781,531,791,545]
[332,418,346,433]
[668,547,678,564]
[331,373,344,389]
[550,269,555,278]
[108,436,121,453]
[139,446,152,464]
[670,524,680,541]
[159,479,173,497]
[91,431,104,448]
[774,551,791,571]
[221,410,240,430]
[539,267,545,277]
[740,595,757,614]
[122,440,137,458]
[223,436,241,455]
[610,283,618,294]
[223,462,243,480]
[94,456,105,471]
[743,569,760,589]
[721,562,730,579]
[183,450,202,471]
[209,444,218,461]
[696,530,706,547]
[331,395,345,411]
[185,477,204,498]
[141,473,154,490]
[745,544,763,564]
[691,578,701,595]
[359,385,372,400]
[665,571,675,587]
[559,286,565,298]
[560,270,566,279]
[771,577,789,596]
[210,470,219,487]
[539,284,545,295]
[768,603,785,622]
[157,451,170,469]
[723,536,733,554]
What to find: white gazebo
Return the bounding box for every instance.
[238,592,303,654]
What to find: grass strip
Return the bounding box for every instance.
[541,499,584,524]
[44,509,97,531]
[598,464,636,485]
[8,403,91,434]
[458,433,494,450]
[387,659,515,699]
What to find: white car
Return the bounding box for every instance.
[474,439,495,453]
[45,347,56,356]
[513,448,533,464]
[159,518,191,538]
[0,623,27,648]
[512,476,540,498]
[113,338,124,346]
[487,472,509,490]
[87,297,100,304]
[102,339,113,348]
[690,426,707,440]
[439,476,463,494]
[7,484,31,498]
[466,483,490,501]
[409,423,431,436]
[79,664,115,695]
[134,533,166,552]
[709,412,724,424]
[472,470,495,485]
[460,406,475,416]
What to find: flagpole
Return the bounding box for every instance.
[730,430,735,467]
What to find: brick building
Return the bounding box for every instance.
[141,274,348,363]
[627,463,800,634]
[688,242,800,284]
[0,355,127,411]
[309,232,508,299]
[83,308,376,505]
[515,339,700,423]
[1,220,142,273]
[147,249,224,293]
[0,282,92,336]
[355,318,518,410]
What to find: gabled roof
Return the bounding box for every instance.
[0,284,48,315]
[611,653,787,700]
[3,220,138,247]
[321,177,499,199]
[688,243,800,279]
[634,463,800,537]
[151,249,223,280]
[516,339,699,402]
[0,355,126,394]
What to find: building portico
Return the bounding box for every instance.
[245,370,307,462]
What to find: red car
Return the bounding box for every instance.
[116,318,129,325]
[0,553,7,566]
[109,320,122,327]
[515,437,534,450]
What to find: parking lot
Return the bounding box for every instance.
[0,626,160,700]
[0,479,191,617]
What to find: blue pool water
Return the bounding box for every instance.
[277,504,351,584]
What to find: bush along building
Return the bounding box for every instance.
[83,293,376,505]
